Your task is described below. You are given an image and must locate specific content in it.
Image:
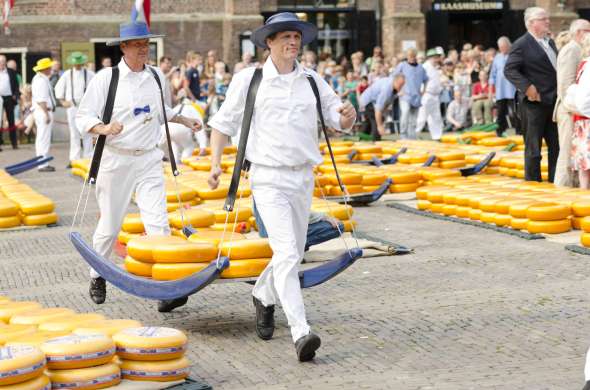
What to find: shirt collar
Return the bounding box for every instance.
[118,58,148,79]
[262,57,304,80]
[0,68,7,74]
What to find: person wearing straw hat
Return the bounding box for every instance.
[207,12,356,362]
[76,14,202,308]
[55,51,95,167]
[415,48,444,140]
[31,57,58,172]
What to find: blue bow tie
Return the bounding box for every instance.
[133,105,150,116]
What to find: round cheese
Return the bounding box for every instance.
[5,331,70,347]
[0,302,42,324]
[9,308,75,326]
[0,345,46,385]
[119,357,190,382]
[41,334,115,370]
[0,325,37,345]
[38,314,106,333]
[73,320,142,337]
[113,327,187,361]
[0,374,50,389]
[47,363,121,389]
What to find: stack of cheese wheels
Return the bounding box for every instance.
[580,217,590,247]
[436,151,466,169]
[0,345,46,387]
[113,327,190,382]
[352,144,383,162]
[70,159,90,180]
[323,173,365,197]
[310,200,356,232]
[0,301,42,324]
[218,238,273,279]
[386,170,422,193]
[125,235,218,280]
[572,200,590,230]
[0,194,19,229]
[525,203,572,234]
[164,181,200,212]
[1,183,58,227]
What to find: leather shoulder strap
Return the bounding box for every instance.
[224,67,263,212]
[306,74,345,192]
[148,66,179,176]
[88,66,119,184]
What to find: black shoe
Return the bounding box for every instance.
[295,332,321,362]
[253,296,275,340]
[66,163,72,169]
[157,297,188,313]
[89,277,106,304]
[38,166,55,172]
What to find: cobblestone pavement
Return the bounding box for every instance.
[1,143,589,389]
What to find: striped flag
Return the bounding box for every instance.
[3,0,14,35]
[131,0,150,27]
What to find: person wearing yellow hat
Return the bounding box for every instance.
[31,57,57,172]
[55,52,95,168]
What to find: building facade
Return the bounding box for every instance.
[0,0,586,82]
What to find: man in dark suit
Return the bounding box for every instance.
[505,7,558,182]
[0,55,21,150]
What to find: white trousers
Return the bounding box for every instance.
[554,103,575,187]
[416,94,443,140]
[250,163,314,342]
[399,100,419,140]
[33,110,53,168]
[67,106,93,161]
[90,148,170,279]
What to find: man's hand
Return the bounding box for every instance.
[338,101,356,123]
[182,117,202,132]
[208,165,223,189]
[525,84,541,102]
[377,124,386,136]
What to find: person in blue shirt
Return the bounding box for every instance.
[392,48,428,139]
[358,73,405,141]
[489,36,518,136]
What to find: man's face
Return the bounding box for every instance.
[576,21,590,43]
[102,58,112,67]
[267,30,302,62]
[529,11,551,36]
[52,62,61,72]
[0,57,6,71]
[121,39,150,64]
[498,41,510,54]
[407,50,417,63]
[160,58,172,72]
[7,60,16,70]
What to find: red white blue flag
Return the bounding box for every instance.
[131,0,150,27]
[3,0,14,35]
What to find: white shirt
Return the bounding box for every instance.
[536,37,557,69]
[573,60,590,117]
[423,60,442,96]
[54,68,95,106]
[31,72,56,111]
[76,59,175,150]
[0,69,11,96]
[208,58,344,167]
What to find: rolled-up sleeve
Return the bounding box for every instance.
[314,72,348,131]
[76,69,109,134]
[208,68,252,137]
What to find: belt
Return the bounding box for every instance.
[106,145,156,156]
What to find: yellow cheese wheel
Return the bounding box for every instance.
[165,185,197,202]
[151,263,208,280]
[209,222,252,234]
[326,173,363,186]
[5,331,70,347]
[526,203,570,221]
[572,200,590,217]
[187,230,245,246]
[0,345,46,385]
[0,302,42,323]
[526,219,571,234]
[221,258,270,279]
[195,186,229,200]
[0,374,50,389]
[117,231,143,245]
[38,314,105,333]
[354,144,382,154]
[572,216,583,230]
[9,308,75,326]
[71,167,87,178]
[124,256,153,277]
[494,214,512,227]
[42,334,115,369]
[468,209,482,220]
[152,240,218,263]
[168,208,215,229]
[437,152,465,162]
[328,185,365,196]
[166,198,201,213]
[416,200,431,210]
[493,198,531,214]
[581,232,590,247]
[581,216,590,233]
[415,185,448,200]
[342,220,356,232]
[361,173,388,186]
[21,212,58,226]
[389,182,421,193]
[388,171,422,184]
[113,327,187,361]
[441,205,456,216]
[0,216,20,229]
[480,212,497,224]
[47,363,121,389]
[121,213,144,234]
[220,239,273,260]
[119,357,190,382]
[508,201,546,218]
[207,207,252,224]
[324,146,353,155]
[311,205,353,221]
[127,236,186,262]
[510,217,529,230]
[73,320,142,337]
[438,160,466,169]
[0,297,9,304]
[398,153,428,164]
[455,206,471,218]
[0,199,18,218]
[15,198,54,216]
[426,189,449,204]
[0,325,37,345]
[430,203,444,214]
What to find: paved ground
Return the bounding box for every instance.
[1,143,589,390]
